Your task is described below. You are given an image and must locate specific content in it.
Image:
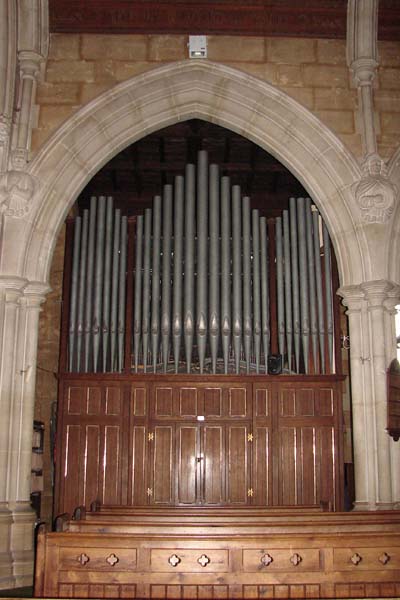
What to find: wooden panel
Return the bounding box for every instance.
[243,548,322,571]
[295,388,315,416]
[280,389,296,417]
[253,426,270,505]
[229,387,248,417]
[226,425,249,504]
[59,546,137,571]
[130,426,147,505]
[154,387,174,417]
[152,425,174,504]
[67,387,85,415]
[132,386,147,416]
[299,427,317,505]
[87,387,102,415]
[279,427,297,505]
[63,424,82,513]
[254,387,270,418]
[203,426,224,504]
[150,548,229,572]
[333,546,400,571]
[179,388,198,418]
[105,387,121,415]
[102,426,121,504]
[316,388,334,416]
[317,427,335,506]
[203,388,222,418]
[177,425,198,505]
[83,425,101,508]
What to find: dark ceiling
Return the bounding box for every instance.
[77,120,308,218]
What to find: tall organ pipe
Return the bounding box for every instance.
[161,185,173,372]
[151,196,162,372]
[173,175,184,372]
[283,210,293,372]
[197,150,208,373]
[305,200,318,372]
[110,209,121,371]
[232,185,242,373]
[209,164,220,374]
[313,210,325,373]
[323,223,334,372]
[289,197,300,373]
[260,216,269,373]
[220,176,231,374]
[68,216,81,372]
[76,209,89,373]
[242,196,252,373]
[142,208,152,372]
[93,196,106,372]
[184,164,195,373]
[133,214,143,372]
[118,216,127,371]
[84,197,97,372]
[102,197,114,372]
[275,216,285,362]
[252,209,261,373]
[297,198,310,373]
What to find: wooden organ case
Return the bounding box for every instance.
[55,150,345,518]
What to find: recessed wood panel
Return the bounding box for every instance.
[203,388,222,418]
[280,389,296,417]
[179,388,198,418]
[60,547,137,571]
[317,388,334,416]
[105,387,121,415]
[317,427,335,505]
[295,388,314,416]
[299,427,317,505]
[253,426,270,505]
[87,387,102,415]
[154,387,173,417]
[63,425,82,512]
[153,426,174,504]
[203,426,224,504]
[83,425,101,508]
[132,387,147,416]
[67,387,84,415]
[130,426,147,505]
[177,426,198,505]
[150,548,229,572]
[243,548,322,571]
[255,387,269,417]
[229,387,247,417]
[227,425,248,504]
[279,427,297,505]
[102,426,120,504]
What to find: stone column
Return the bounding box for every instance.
[0,0,17,172]
[339,281,399,509]
[0,276,48,588]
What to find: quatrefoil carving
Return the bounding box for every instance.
[290,553,302,566]
[197,554,210,567]
[260,553,273,567]
[350,553,362,565]
[379,552,390,565]
[77,553,90,566]
[106,553,119,566]
[168,554,181,567]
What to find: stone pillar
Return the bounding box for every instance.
[0,0,17,173]
[0,276,48,588]
[339,281,399,509]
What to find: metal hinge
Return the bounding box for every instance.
[147,487,153,496]
[148,432,154,441]
[247,433,253,442]
[247,488,254,497]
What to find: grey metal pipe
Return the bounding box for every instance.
[232,185,242,373]
[93,196,106,373]
[142,208,152,373]
[76,209,89,373]
[102,197,114,372]
[69,216,81,372]
[151,195,162,373]
[220,176,231,374]
[173,175,184,373]
[161,185,173,372]
[133,214,143,372]
[313,210,325,373]
[275,216,285,363]
[297,198,310,373]
[260,216,269,373]
[283,210,293,372]
[184,164,195,373]
[323,222,334,372]
[305,200,318,373]
[252,209,261,373]
[84,197,97,372]
[110,209,121,372]
[117,216,128,372]
[209,164,220,374]
[289,197,300,373]
[242,196,252,373]
[196,150,208,373]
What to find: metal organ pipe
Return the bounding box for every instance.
[242,196,252,374]
[209,164,220,374]
[110,209,121,372]
[220,176,231,374]
[84,197,97,373]
[313,209,326,373]
[151,196,162,373]
[142,208,152,373]
[93,196,106,372]
[133,214,143,372]
[173,175,184,373]
[289,197,301,373]
[283,210,293,372]
[184,164,195,373]
[161,185,173,373]
[118,216,127,372]
[305,200,318,372]
[323,222,334,372]
[260,216,270,373]
[102,197,114,372]
[252,209,261,373]
[275,216,285,363]
[69,215,81,372]
[232,185,243,374]
[76,209,89,373]
[197,150,208,373]
[297,198,310,374]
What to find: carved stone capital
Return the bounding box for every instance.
[354,154,397,224]
[337,284,364,312]
[0,170,37,217]
[361,279,393,307]
[0,116,11,145]
[350,58,378,87]
[18,50,43,80]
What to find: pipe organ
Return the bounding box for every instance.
[66,151,337,377]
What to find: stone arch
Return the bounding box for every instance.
[387,145,400,285]
[25,60,364,287]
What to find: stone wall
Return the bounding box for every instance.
[31,34,400,161]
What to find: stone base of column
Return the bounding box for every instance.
[0,507,15,590]
[353,500,398,511]
[10,503,36,588]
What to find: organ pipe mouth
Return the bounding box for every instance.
[67,153,335,376]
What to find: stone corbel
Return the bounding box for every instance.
[354,154,398,224]
[0,169,37,217]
